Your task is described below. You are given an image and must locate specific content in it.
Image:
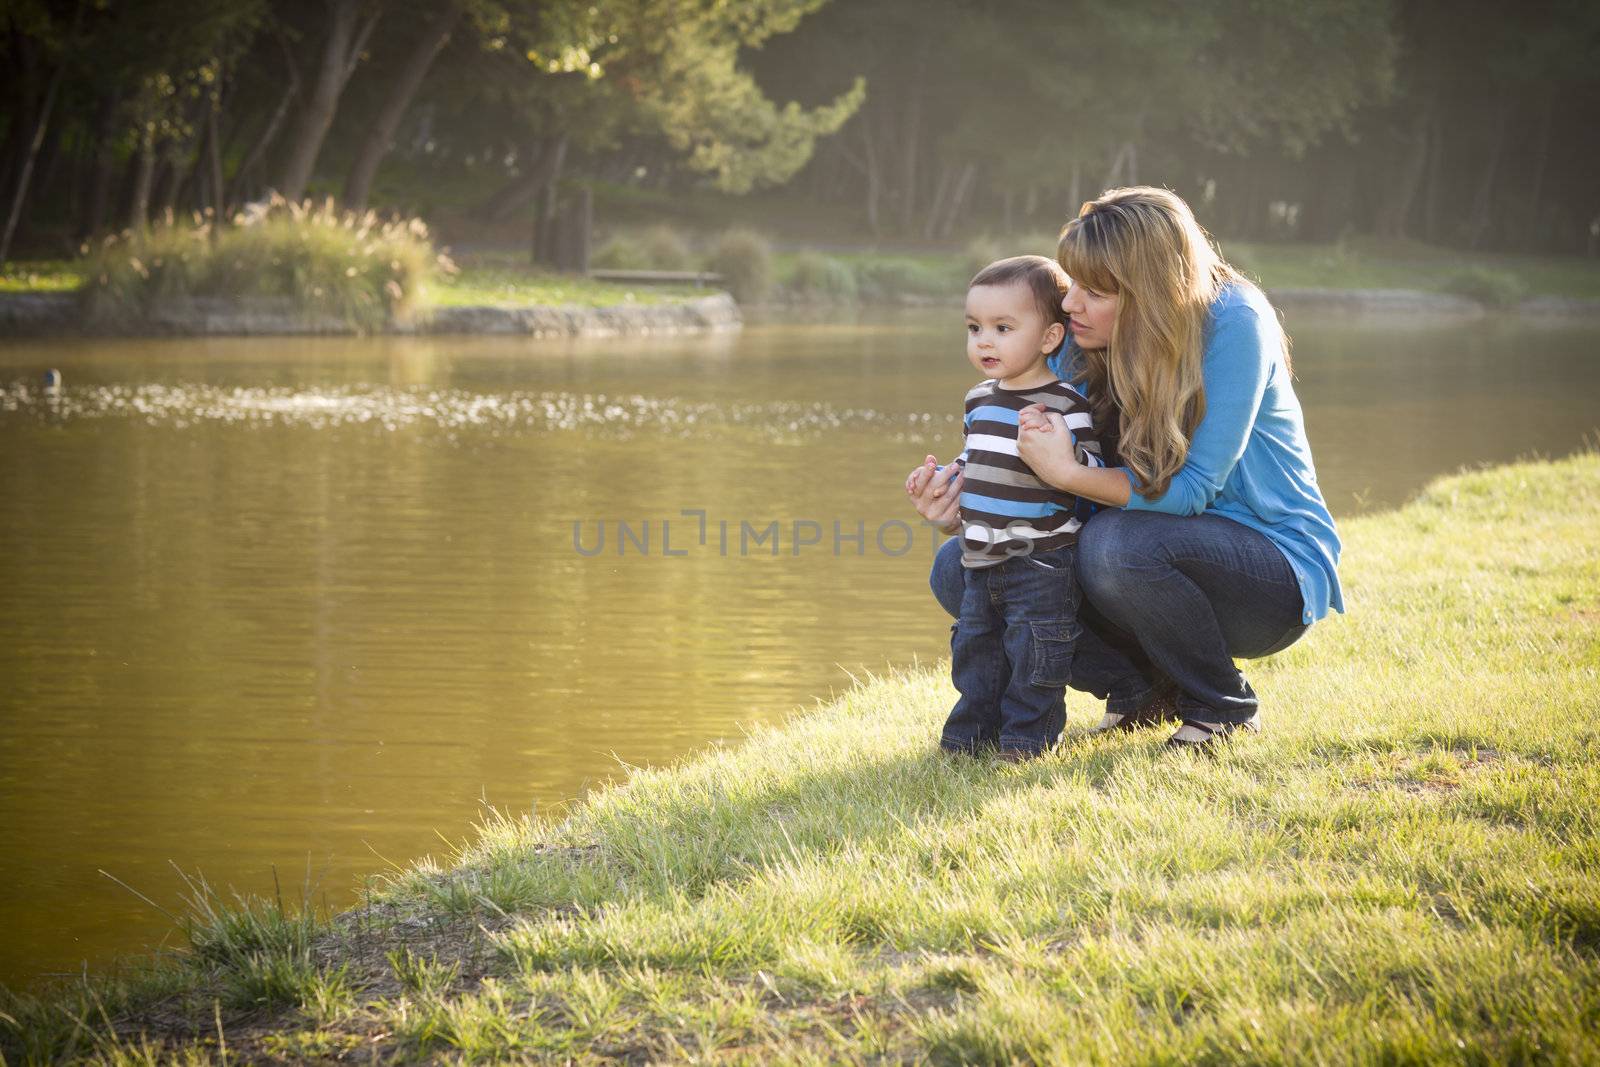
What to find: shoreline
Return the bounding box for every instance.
[4,452,1597,1062]
[855,286,1600,318]
[0,291,742,339]
[4,284,1599,340]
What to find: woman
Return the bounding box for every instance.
[909,186,1342,749]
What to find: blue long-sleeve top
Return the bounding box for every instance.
[1048,282,1343,625]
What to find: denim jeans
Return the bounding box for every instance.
[943,545,1079,755]
[931,510,1307,725]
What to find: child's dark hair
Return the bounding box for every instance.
[968,255,1070,327]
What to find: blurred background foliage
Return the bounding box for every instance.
[1,0,1597,265]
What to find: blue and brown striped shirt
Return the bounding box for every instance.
[957,378,1103,568]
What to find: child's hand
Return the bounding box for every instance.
[904,454,939,496]
[1017,404,1056,434]
[905,454,963,530]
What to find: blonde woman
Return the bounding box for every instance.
[908,187,1343,749]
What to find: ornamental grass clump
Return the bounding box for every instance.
[81,195,454,331]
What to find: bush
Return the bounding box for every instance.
[788,250,858,303]
[963,232,1060,279]
[589,235,647,271]
[590,224,694,271]
[1444,265,1528,310]
[854,257,963,303]
[710,228,772,304]
[81,196,448,331]
[640,224,694,271]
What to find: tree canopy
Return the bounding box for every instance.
[1,0,1596,258]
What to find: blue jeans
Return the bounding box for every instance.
[943,545,1079,755]
[931,510,1307,725]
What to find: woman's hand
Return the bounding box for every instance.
[1017,404,1132,507]
[905,454,963,533]
[1016,404,1081,491]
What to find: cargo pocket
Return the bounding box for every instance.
[1028,621,1076,687]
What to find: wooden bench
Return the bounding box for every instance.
[587,268,725,288]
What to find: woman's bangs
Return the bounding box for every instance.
[1057,220,1120,294]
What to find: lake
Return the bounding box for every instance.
[2,308,1596,988]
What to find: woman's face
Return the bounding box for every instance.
[1062,280,1119,350]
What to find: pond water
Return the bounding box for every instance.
[1,309,1596,988]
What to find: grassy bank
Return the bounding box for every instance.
[0,257,712,315]
[434,253,709,309]
[5,453,1600,1063]
[10,235,1598,314]
[767,236,1600,306]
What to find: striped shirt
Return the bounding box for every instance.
[957,378,1103,568]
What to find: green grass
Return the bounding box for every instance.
[1217,235,1600,301]
[0,259,81,293]
[434,264,712,308]
[0,253,716,312]
[10,234,1598,311]
[4,452,1600,1063]
[766,237,1600,305]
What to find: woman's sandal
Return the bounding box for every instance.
[1166,713,1262,749]
[1092,685,1182,733]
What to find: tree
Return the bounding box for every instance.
[274,0,382,203]
[341,1,461,210]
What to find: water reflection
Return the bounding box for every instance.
[0,310,1595,988]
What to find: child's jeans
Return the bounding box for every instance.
[942,545,1079,756]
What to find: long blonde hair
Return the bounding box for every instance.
[1057,186,1271,500]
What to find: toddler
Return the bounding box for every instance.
[938,255,1103,759]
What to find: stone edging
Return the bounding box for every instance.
[0,291,742,338]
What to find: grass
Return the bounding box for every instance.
[433,262,712,308]
[0,251,716,313]
[3,451,1600,1063]
[1216,235,1600,301]
[0,260,81,293]
[73,197,448,332]
[10,233,1598,314]
[764,236,1600,305]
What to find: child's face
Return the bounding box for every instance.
[965,282,1065,387]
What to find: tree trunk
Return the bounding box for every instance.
[275,0,382,203]
[0,48,68,264]
[1421,110,1443,242]
[1375,93,1434,239]
[936,162,977,240]
[127,126,157,231]
[205,88,226,217]
[859,116,880,236]
[1526,92,1554,247]
[1102,141,1129,190]
[531,133,568,267]
[922,164,952,241]
[1464,101,1510,249]
[343,4,459,210]
[897,43,927,235]
[232,34,302,205]
[79,93,120,239]
[153,155,181,219]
